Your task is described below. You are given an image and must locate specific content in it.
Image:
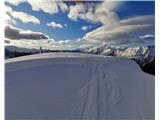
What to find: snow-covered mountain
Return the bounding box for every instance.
[5,45,75,59]
[77,44,154,65]
[5,44,155,74]
[6,53,154,120]
[77,44,155,74]
[5,45,155,62]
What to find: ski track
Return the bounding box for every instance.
[5,53,154,120]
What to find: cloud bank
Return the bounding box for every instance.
[5,25,49,40]
[6,0,69,15]
[66,1,155,42]
[5,4,40,24]
[10,11,40,24]
[68,1,121,26]
[83,15,154,42]
[5,5,16,25]
[5,0,155,48]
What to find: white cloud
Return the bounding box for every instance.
[58,40,71,44]
[81,26,88,31]
[9,11,40,24]
[68,3,86,21]
[4,5,16,25]
[5,4,40,24]
[106,24,154,35]
[94,1,120,25]
[58,1,69,12]
[5,4,12,13]
[47,21,64,29]
[5,0,25,5]
[68,1,121,26]
[68,3,98,22]
[79,10,98,23]
[6,0,69,15]
[139,34,155,40]
[27,0,59,14]
[28,0,68,14]
[84,25,154,41]
[120,15,155,25]
[5,14,16,25]
[5,37,90,50]
[83,15,155,42]
[5,25,49,40]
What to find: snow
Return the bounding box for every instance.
[5,45,40,54]
[77,44,155,67]
[5,45,155,67]
[5,53,154,120]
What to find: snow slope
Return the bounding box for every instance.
[5,53,154,120]
[5,45,155,68]
[77,44,155,75]
[77,44,155,65]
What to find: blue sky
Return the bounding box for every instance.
[6,1,154,41]
[6,1,99,40]
[5,1,155,49]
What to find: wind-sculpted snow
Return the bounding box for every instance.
[6,53,154,119]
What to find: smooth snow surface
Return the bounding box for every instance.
[6,53,154,120]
